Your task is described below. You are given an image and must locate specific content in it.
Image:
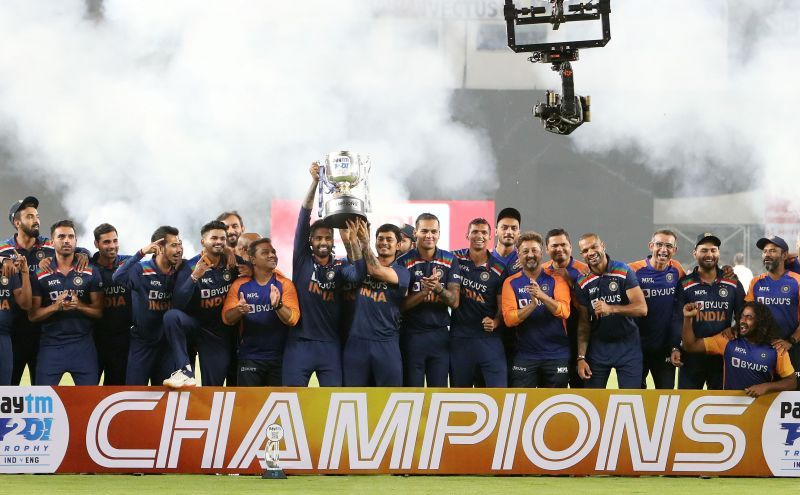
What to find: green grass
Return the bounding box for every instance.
[0,474,796,495]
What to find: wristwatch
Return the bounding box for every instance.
[576,354,586,362]
[274,300,283,310]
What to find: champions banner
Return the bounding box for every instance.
[1,387,800,476]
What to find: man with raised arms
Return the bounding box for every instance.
[342,220,410,386]
[285,162,351,387]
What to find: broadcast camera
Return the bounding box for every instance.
[504,0,611,135]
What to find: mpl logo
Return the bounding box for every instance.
[761,392,800,476]
[0,387,69,473]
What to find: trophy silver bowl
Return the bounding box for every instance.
[318,151,372,229]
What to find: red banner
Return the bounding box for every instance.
[2,387,800,476]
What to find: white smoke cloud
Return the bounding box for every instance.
[569,0,797,216]
[0,0,496,253]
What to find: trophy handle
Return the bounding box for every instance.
[361,155,372,213]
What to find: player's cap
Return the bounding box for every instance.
[695,233,721,248]
[399,224,415,240]
[496,207,521,225]
[756,236,789,252]
[8,196,39,226]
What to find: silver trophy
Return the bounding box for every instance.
[261,423,287,480]
[317,151,372,228]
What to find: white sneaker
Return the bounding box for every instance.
[163,369,197,389]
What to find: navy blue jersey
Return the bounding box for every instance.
[629,257,685,352]
[349,260,410,341]
[543,257,588,285]
[292,207,351,341]
[30,263,101,345]
[451,249,506,338]
[173,254,238,333]
[0,273,22,334]
[704,334,795,390]
[91,253,133,337]
[492,248,519,275]
[675,267,745,346]
[397,247,461,333]
[112,252,178,342]
[746,271,800,340]
[788,257,800,275]
[575,256,641,341]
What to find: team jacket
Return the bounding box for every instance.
[91,253,133,338]
[292,207,352,342]
[575,256,641,342]
[502,270,571,360]
[629,257,685,352]
[746,271,800,340]
[173,254,240,334]
[397,247,461,333]
[674,267,745,347]
[704,334,794,390]
[31,262,101,346]
[0,273,22,334]
[348,259,411,341]
[451,249,506,339]
[222,272,300,361]
[112,252,178,343]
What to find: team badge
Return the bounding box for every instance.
[326,270,336,281]
[35,250,45,260]
[0,276,8,286]
[761,353,767,359]
[666,273,674,283]
[541,284,549,292]
[718,287,728,298]
[435,268,444,279]
[782,285,790,293]
[223,271,232,282]
[480,271,490,281]
[73,276,84,286]
[608,281,619,292]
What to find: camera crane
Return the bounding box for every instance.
[504,0,611,135]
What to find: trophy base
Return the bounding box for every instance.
[262,468,287,479]
[323,195,367,229]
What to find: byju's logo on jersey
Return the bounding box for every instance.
[0,387,69,473]
[762,392,800,476]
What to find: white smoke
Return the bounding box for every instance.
[570,0,798,215]
[0,0,496,253]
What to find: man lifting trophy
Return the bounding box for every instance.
[317,150,372,228]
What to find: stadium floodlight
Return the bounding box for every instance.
[504,0,611,135]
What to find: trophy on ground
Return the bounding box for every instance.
[261,423,286,479]
[317,151,372,228]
